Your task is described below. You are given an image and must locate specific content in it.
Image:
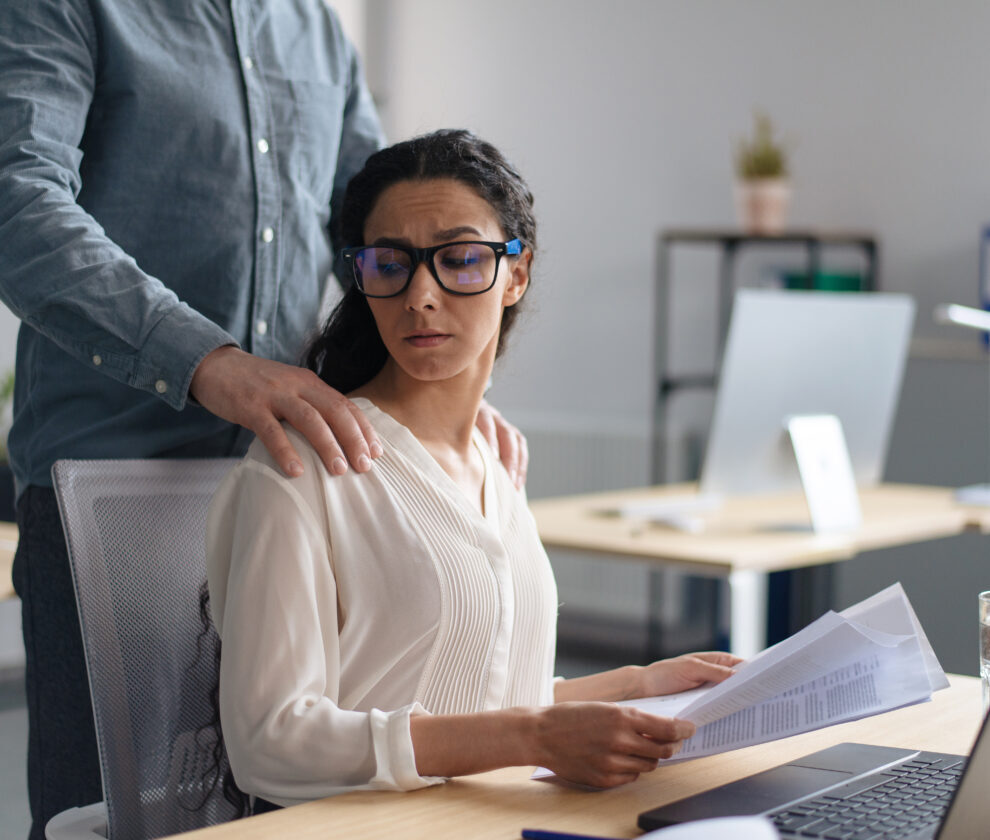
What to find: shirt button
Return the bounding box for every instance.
[257,138,269,154]
[255,319,268,336]
[92,354,102,366]
[154,380,168,394]
[261,227,274,243]
[243,56,254,71]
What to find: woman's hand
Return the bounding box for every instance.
[631,651,742,699]
[533,702,695,788]
[554,651,742,704]
[411,703,692,789]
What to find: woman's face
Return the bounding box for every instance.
[361,178,530,386]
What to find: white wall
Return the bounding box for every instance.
[365,0,990,674]
[370,0,990,433]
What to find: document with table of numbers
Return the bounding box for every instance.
[533,583,947,779]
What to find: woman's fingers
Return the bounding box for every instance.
[690,650,745,668]
[538,703,694,788]
[476,400,529,489]
[678,657,737,684]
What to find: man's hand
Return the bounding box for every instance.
[190,346,382,478]
[476,400,529,490]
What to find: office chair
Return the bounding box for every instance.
[47,458,239,839]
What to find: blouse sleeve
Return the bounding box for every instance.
[205,456,444,805]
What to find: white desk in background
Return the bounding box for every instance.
[528,482,976,658]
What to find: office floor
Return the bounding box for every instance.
[0,670,28,840]
[0,654,615,840]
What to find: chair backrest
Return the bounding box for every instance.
[52,458,240,840]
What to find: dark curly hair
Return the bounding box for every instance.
[303,128,538,392]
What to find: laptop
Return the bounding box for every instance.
[638,710,990,839]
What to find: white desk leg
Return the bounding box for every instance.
[728,569,768,659]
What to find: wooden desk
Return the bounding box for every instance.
[0,520,16,601]
[172,675,982,840]
[529,483,974,657]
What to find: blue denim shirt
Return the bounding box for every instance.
[0,0,384,496]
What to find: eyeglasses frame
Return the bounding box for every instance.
[341,238,523,298]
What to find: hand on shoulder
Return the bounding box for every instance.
[191,346,383,478]
[475,400,528,490]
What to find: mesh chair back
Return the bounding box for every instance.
[52,458,240,840]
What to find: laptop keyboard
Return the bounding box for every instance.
[771,756,966,839]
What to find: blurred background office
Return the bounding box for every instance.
[1,0,989,832]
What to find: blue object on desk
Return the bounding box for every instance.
[981,225,990,349]
[521,830,619,840]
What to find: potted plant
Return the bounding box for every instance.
[0,369,14,522]
[734,111,791,235]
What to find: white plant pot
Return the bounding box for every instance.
[734,178,792,235]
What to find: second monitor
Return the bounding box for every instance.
[700,289,916,497]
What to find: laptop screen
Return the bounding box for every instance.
[936,706,990,839]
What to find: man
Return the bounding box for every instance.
[0,2,526,836]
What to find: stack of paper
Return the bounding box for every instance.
[534,583,946,780]
[625,582,947,761]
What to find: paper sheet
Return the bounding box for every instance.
[533,583,946,779]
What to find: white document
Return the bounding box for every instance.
[638,582,941,762]
[839,581,948,692]
[533,583,945,779]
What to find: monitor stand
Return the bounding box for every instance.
[787,414,862,534]
[955,484,990,506]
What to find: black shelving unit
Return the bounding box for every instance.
[645,228,879,656]
[653,228,878,484]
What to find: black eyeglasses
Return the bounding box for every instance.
[341,239,522,298]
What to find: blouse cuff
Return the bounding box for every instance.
[369,702,446,791]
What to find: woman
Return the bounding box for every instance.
[205,129,740,809]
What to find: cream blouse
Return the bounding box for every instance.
[205,398,558,806]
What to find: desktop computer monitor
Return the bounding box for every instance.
[700,289,915,496]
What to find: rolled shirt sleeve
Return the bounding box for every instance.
[0,0,238,410]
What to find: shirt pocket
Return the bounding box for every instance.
[272,79,343,215]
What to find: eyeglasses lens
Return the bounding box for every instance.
[435,243,494,291]
[354,248,411,297]
[354,244,498,296]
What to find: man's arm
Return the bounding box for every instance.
[0,0,234,408]
[0,0,380,475]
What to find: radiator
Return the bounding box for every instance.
[522,421,651,501]
[520,417,726,660]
